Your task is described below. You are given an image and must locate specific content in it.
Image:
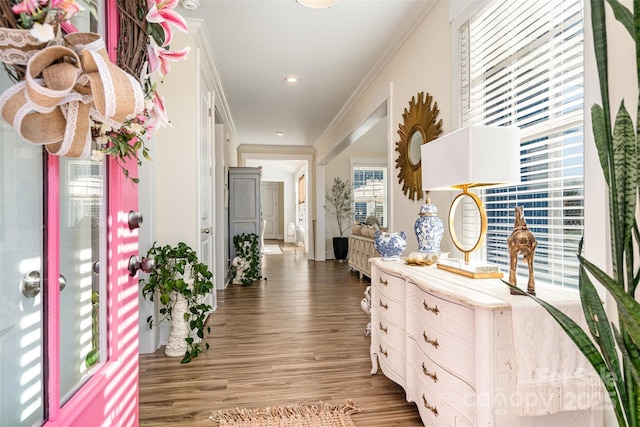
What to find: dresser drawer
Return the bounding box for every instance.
[407,338,475,425]
[376,268,405,302]
[374,292,405,329]
[376,338,406,384]
[406,310,475,385]
[407,283,475,347]
[375,315,404,351]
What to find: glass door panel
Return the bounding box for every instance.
[59,159,105,403]
[0,77,45,425]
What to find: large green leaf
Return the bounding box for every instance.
[579,255,640,350]
[612,102,638,249]
[593,104,612,186]
[606,0,634,36]
[591,0,612,136]
[579,266,625,397]
[613,324,640,386]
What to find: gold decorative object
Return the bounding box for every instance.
[507,206,537,295]
[395,92,442,201]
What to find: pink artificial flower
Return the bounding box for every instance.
[146,0,187,47]
[50,0,82,18]
[11,0,45,15]
[147,44,190,78]
[148,90,170,130]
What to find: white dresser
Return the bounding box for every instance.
[370,258,604,427]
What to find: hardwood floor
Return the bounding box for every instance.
[138,241,423,426]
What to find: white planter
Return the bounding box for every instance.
[164,263,194,358]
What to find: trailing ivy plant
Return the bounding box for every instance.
[140,242,214,363]
[232,233,263,285]
[505,1,640,425]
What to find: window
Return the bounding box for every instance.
[459,0,584,287]
[298,175,305,204]
[353,166,387,226]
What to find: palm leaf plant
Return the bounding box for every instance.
[504,1,640,425]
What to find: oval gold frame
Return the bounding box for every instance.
[395,92,443,201]
[448,185,488,264]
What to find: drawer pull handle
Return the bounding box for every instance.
[422,362,438,382]
[422,394,439,417]
[422,300,439,315]
[379,300,388,310]
[379,322,388,333]
[379,345,388,357]
[379,277,388,285]
[423,332,439,349]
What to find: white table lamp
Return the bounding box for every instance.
[421,125,520,278]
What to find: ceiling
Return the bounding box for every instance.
[177,0,434,149]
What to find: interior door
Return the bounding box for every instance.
[199,69,215,310]
[261,182,278,239]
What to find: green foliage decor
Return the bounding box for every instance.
[140,242,214,363]
[325,177,354,237]
[505,1,640,425]
[232,233,263,285]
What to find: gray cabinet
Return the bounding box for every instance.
[228,167,261,261]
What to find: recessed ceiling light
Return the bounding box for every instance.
[276,131,284,136]
[284,76,298,84]
[297,0,340,8]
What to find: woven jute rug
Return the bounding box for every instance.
[209,400,362,427]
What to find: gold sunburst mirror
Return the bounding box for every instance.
[395,92,443,201]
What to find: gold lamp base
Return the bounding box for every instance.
[439,184,503,279]
[437,258,503,279]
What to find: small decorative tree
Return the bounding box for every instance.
[325,177,354,260]
[325,177,354,237]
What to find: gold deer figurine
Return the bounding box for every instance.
[508,206,538,295]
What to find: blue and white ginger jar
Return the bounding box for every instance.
[414,200,444,253]
[374,230,407,261]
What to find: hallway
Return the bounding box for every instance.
[138,241,422,426]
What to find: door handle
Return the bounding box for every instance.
[22,271,66,298]
[128,255,155,277]
[202,227,211,234]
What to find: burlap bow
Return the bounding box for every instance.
[0,32,145,158]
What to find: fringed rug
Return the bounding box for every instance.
[209,400,362,427]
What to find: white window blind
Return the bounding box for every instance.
[459,0,584,287]
[353,167,387,226]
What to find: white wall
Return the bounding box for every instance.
[317,1,452,255]
[324,119,387,258]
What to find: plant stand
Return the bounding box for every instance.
[164,290,190,357]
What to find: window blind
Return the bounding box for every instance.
[353,167,387,226]
[459,0,584,287]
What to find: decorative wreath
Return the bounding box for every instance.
[0,0,189,183]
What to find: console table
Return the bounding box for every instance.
[369,258,603,427]
[348,234,378,279]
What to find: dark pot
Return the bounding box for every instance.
[333,237,349,261]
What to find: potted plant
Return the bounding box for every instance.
[325,177,354,260]
[507,1,640,425]
[232,233,263,285]
[140,242,214,363]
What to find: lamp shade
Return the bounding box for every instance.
[421,126,520,190]
[297,0,340,8]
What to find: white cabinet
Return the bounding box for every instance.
[370,259,604,427]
